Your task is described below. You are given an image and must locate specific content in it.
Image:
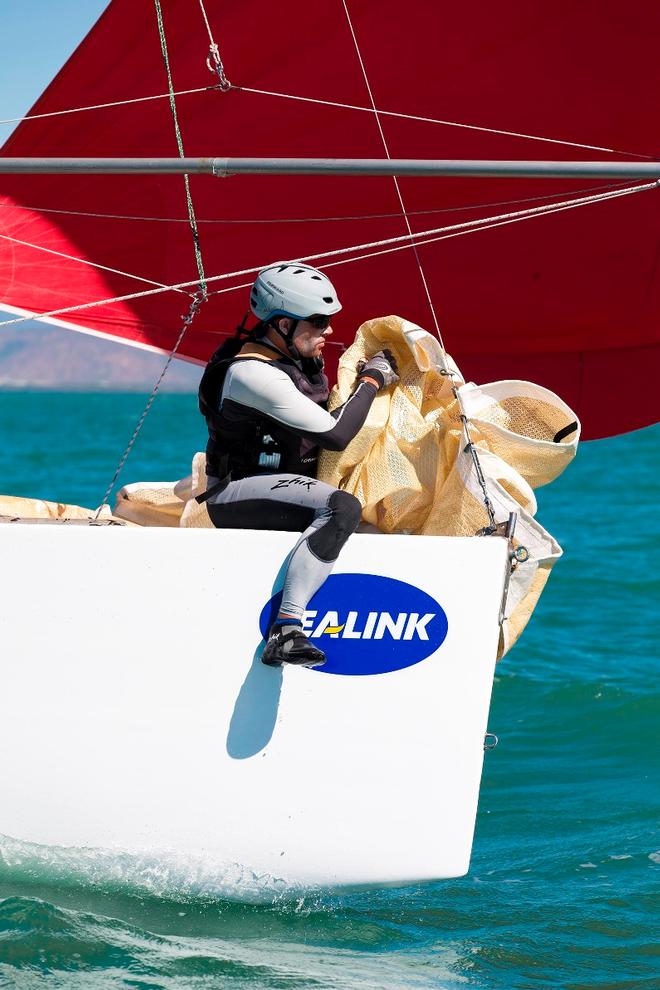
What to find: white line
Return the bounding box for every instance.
[0,181,654,330]
[2,84,651,160]
[0,86,215,126]
[235,87,655,160]
[0,232,192,295]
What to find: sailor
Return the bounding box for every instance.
[198,261,399,668]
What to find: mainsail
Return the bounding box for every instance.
[1,0,659,438]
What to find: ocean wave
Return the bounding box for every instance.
[0,835,303,907]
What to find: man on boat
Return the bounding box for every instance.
[198,261,398,668]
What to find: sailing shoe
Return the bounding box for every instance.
[261,624,327,668]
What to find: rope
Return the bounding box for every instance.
[197,0,231,89]
[154,0,207,298]
[92,3,210,510]
[93,292,206,516]
[0,181,656,332]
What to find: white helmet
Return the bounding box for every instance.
[250,262,342,323]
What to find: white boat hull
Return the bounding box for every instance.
[0,526,507,888]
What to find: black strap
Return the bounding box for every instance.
[195,472,232,504]
[553,420,579,443]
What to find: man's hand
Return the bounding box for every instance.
[356,349,400,390]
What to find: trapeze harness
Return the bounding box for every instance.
[197,339,378,623]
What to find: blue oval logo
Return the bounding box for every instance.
[259,573,448,676]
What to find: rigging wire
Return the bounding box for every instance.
[94,1,210,514]
[0,181,635,225]
[0,232,194,297]
[232,87,657,162]
[154,0,206,298]
[95,291,206,513]
[341,0,440,340]
[0,86,218,127]
[1,181,656,332]
[2,83,653,160]
[6,6,652,527]
[2,91,653,164]
[340,0,500,528]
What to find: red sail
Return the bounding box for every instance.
[1,0,659,438]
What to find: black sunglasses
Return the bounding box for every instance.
[305,314,332,330]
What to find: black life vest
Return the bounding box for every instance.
[198,339,330,482]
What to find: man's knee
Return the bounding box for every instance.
[308,489,362,561]
[330,489,362,536]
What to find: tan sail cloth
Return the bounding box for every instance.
[112,458,214,528]
[316,315,579,656]
[113,477,191,527]
[0,494,130,525]
[179,454,213,528]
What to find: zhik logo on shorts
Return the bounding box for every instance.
[259,573,448,676]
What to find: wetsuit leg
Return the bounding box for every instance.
[207,474,362,622]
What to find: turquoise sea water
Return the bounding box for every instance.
[0,392,658,989]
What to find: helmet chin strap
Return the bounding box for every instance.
[271,317,301,361]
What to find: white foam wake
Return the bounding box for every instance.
[0,832,305,904]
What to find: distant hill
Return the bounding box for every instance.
[0,320,203,391]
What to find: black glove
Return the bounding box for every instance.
[356,349,400,390]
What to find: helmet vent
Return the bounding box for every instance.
[293,268,305,274]
[323,296,334,303]
[311,275,322,280]
[276,265,289,273]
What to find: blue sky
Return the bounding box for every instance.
[0,1,110,147]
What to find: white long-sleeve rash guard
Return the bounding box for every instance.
[220,360,378,452]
